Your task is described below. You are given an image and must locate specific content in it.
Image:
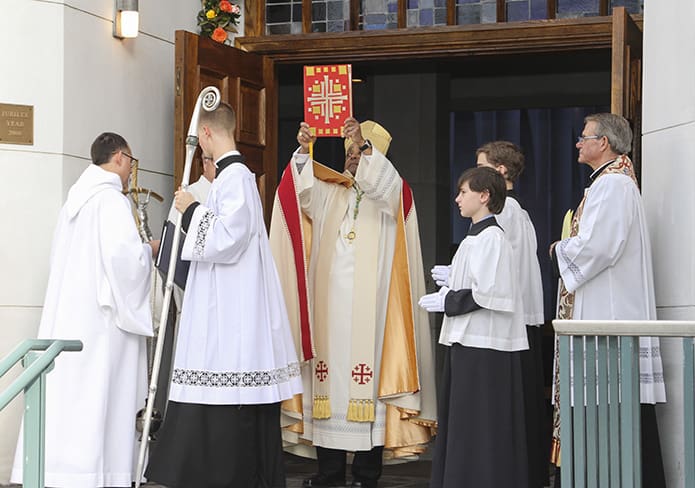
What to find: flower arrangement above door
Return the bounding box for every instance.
[197,0,242,45]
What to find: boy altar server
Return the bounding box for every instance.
[420,166,529,488]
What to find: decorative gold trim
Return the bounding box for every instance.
[312,395,331,419]
[346,399,376,422]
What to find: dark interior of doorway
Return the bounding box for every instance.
[275,47,611,408]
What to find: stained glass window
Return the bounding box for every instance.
[263,0,644,35]
[327,0,350,31]
[610,0,643,14]
[557,0,599,18]
[266,0,303,34]
[405,0,448,27]
[456,0,498,25]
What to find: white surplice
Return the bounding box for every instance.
[168,159,302,405]
[496,196,545,326]
[12,164,154,488]
[440,221,529,352]
[555,172,665,403]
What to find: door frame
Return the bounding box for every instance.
[169,9,639,216]
[236,14,639,62]
[234,9,642,188]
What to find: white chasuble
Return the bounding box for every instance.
[169,161,302,405]
[555,170,665,404]
[294,150,399,450]
[272,147,438,455]
[496,196,545,326]
[440,223,529,352]
[12,164,154,488]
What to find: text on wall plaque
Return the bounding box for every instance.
[0,103,34,145]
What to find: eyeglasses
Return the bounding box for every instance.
[121,151,139,168]
[576,135,602,144]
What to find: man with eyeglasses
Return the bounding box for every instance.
[11,132,160,487]
[121,150,138,168]
[548,113,666,487]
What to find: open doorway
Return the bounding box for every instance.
[174,10,641,483]
[275,49,611,289]
[273,51,611,417]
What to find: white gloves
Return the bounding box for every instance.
[431,265,451,287]
[418,286,449,313]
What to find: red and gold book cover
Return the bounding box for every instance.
[303,64,353,137]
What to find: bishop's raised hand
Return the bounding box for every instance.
[297,122,316,154]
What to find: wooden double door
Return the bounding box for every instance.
[174,7,642,222]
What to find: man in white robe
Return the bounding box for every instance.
[270,118,436,488]
[145,102,302,488]
[550,113,666,487]
[11,132,158,488]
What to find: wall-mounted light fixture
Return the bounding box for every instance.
[113,0,139,39]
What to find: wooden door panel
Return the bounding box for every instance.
[241,144,264,176]
[174,30,277,224]
[611,7,642,176]
[199,69,227,94]
[611,7,642,119]
[238,82,266,147]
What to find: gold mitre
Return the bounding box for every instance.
[344,120,392,155]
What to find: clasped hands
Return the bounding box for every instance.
[431,264,450,287]
[418,264,452,313]
[418,286,450,313]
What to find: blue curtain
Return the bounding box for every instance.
[450,106,607,320]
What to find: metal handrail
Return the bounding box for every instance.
[554,319,695,487]
[554,319,695,337]
[0,339,83,488]
[0,339,83,410]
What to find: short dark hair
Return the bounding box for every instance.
[199,101,236,136]
[476,141,525,182]
[91,132,129,165]
[457,166,506,214]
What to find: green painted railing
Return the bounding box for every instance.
[554,320,695,488]
[0,339,83,488]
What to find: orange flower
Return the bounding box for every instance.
[219,0,233,13]
[211,27,227,43]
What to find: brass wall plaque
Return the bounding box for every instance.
[0,103,34,145]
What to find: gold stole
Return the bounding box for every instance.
[306,163,418,422]
[550,154,638,465]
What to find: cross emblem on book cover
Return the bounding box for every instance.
[304,64,353,137]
